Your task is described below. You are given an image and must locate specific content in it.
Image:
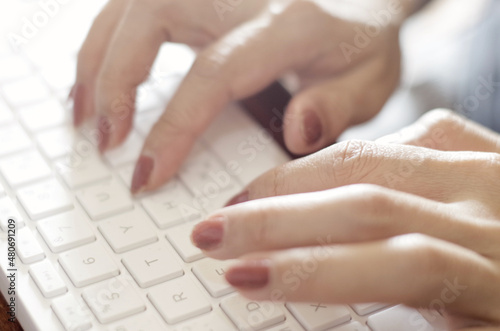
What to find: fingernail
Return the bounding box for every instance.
[131,155,154,194]
[72,84,84,127]
[226,260,270,289]
[225,191,249,207]
[301,110,322,146]
[191,215,225,250]
[97,116,111,153]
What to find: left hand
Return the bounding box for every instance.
[191,109,500,330]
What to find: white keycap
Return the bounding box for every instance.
[142,179,202,229]
[171,311,235,331]
[17,178,73,220]
[166,223,204,263]
[82,277,146,324]
[367,305,434,331]
[179,144,239,197]
[221,296,285,331]
[350,303,388,316]
[2,76,51,107]
[59,242,120,287]
[107,313,165,331]
[148,276,212,324]
[0,150,52,187]
[77,179,133,220]
[37,210,95,253]
[286,302,351,331]
[330,321,368,331]
[17,227,45,264]
[195,183,242,213]
[192,259,235,297]
[51,294,92,331]
[0,123,31,156]
[99,208,157,253]
[0,56,31,84]
[55,152,111,189]
[122,242,183,288]
[0,182,5,197]
[0,99,13,125]
[0,196,25,231]
[103,131,143,167]
[29,260,67,298]
[40,59,76,91]
[36,126,84,159]
[117,164,134,188]
[18,98,67,132]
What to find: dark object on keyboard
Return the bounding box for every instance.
[0,293,23,331]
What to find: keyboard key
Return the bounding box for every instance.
[59,242,120,287]
[51,294,92,331]
[107,313,165,331]
[0,182,5,197]
[36,126,84,159]
[37,210,95,253]
[77,179,133,220]
[171,311,235,331]
[0,150,51,187]
[142,179,202,229]
[18,98,67,132]
[330,321,368,331]
[103,131,143,167]
[367,305,434,331]
[82,277,146,324]
[0,56,31,84]
[265,319,306,331]
[55,152,111,189]
[0,99,13,125]
[166,223,204,263]
[148,276,212,324]
[17,178,73,220]
[286,302,351,331]
[221,296,285,331]
[350,303,388,316]
[122,242,183,288]
[99,208,157,253]
[0,123,31,156]
[117,163,134,188]
[40,59,76,91]
[17,227,45,264]
[2,76,51,108]
[192,258,235,297]
[0,196,25,231]
[29,260,67,298]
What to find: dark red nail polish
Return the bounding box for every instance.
[191,216,225,250]
[225,191,249,207]
[97,116,111,153]
[302,110,322,146]
[226,260,270,289]
[72,84,85,127]
[131,155,154,194]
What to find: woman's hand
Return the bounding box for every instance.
[191,109,500,329]
[73,0,414,193]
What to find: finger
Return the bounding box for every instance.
[131,3,351,194]
[226,140,498,204]
[284,44,400,155]
[95,0,169,152]
[192,184,500,259]
[376,109,500,153]
[224,234,500,322]
[74,0,130,126]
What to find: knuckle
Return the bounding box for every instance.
[349,184,394,222]
[396,234,448,277]
[191,51,225,80]
[269,164,289,197]
[151,111,193,140]
[324,140,380,185]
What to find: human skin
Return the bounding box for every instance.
[192,109,500,330]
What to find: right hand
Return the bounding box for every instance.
[73,0,414,194]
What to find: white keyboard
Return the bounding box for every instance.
[0,2,446,331]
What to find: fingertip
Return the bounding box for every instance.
[131,154,155,195]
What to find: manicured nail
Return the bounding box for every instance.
[72,84,85,127]
[97,116,111,153]
[191,216,225,250]
[225,260,270,289]
[301,110,322,146]
[131,155,154,194]
[225,191,249,207]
